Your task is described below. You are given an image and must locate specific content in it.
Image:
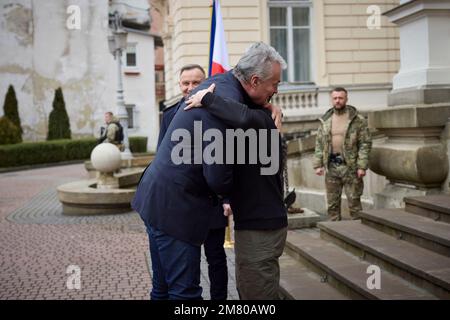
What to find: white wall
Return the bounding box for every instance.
[1,0,158,153]
[0,0,116,141]
[122,31,158,152]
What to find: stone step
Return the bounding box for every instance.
[318,221,450,299]
[287,207,322,229]
[404,195,450,223]
[284,230,437,300]
[279,254,350,300]
[360,209,450,257]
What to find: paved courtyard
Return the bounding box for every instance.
[0,163,238,300]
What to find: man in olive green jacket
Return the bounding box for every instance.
[313,87,372,221]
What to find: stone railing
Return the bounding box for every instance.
[272,88,319,116]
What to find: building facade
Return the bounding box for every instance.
[0,0,160,152]
[159,0,402,214]
[121,27,158,152]
[161,0,400,117]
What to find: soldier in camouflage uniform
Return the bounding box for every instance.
[313,87,372,221]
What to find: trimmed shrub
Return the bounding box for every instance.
[0,139,95,168]
[0,116,22,145]
[0,137,148,168]
[64,138,98,160]
[129,136,147,153]
[2,85,22,142]
[47,88,71,140]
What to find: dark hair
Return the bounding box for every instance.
[105,111,113,116]
[180,64,206,77]
[331,87,348,95]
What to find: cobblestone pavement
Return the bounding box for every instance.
[0,164,238,300]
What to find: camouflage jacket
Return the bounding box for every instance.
[313,105,372,171]
[99,116,120,144]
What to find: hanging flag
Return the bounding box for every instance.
[208,0,229,76]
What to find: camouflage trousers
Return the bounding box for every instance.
[325,163,364,221]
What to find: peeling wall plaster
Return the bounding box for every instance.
[0,0,116,141]
[1,0,157,150]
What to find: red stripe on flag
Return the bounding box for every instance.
[211,62,226,76]
[208,0,229,77]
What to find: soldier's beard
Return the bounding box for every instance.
[333,105,347,115]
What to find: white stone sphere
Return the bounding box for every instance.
[90,143,122,173]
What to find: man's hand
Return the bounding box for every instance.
[315,167,325,176]
[223,203,233,217]
[184,83,216,110]
[264,103,283,132]
[357,169,366,179]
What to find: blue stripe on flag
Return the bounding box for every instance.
[208,0,216,77]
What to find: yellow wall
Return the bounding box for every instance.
[323,0,400,86]
[162,0,400,102]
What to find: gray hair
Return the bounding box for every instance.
[233,42,287,83]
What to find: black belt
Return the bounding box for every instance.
[329,153,345,165]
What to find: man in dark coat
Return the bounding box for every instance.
[157,64,229,300]
[132,42,287,300]
[133,66,252,300]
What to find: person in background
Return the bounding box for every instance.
[98,111,124,151]
[313,87,372,221]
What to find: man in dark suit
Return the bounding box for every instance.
[132,64,253,300]
[132,42,287,300]
[157,64,205,147]
[184,42,288,300]
[157,64,228,300]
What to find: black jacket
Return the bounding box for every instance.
[200,82,287,231]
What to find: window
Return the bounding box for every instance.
[269,0,312,83]
[125,44,137,67]
[126,105,135,129]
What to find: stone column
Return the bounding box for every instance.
[369,0,450,208]
[369,106,449,208]
[385,0,450,106]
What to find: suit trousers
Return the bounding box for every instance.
[204,227,228,300]
[145,223,202,300]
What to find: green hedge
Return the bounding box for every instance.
[0,136,148,168]
[129,136,147,153]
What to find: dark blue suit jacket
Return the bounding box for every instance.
[157,98,227,230]
[132,71,250,246]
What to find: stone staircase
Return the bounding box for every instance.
[280,195,450,300]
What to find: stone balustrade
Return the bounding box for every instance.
[272,88,319,116]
